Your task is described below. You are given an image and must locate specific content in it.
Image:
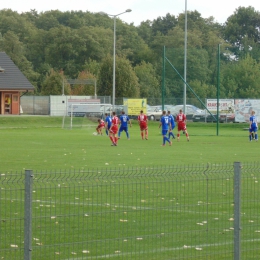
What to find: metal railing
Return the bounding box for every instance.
[1,162,259,259]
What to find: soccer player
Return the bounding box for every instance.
[96,119,105,135]
[109,111,119,146]
[249,110,258,142]
[176,109,189,141]
[167,110,175,139]
[159,110,172,146]
[138,110,148,140]
[118,111,132,139]
[105,113,112,136]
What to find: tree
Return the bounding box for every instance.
[151,13,177,36]
[221,54,260,98]
[70,71,96,96]
[224,6,260,59]
[41,69,64,95]
[98,55,139,99]
[225,6,260,44]
[0,31,39,90]
[137,20,153,45]
[82,59,101,78]
[0,9,36,41]
[134,61,160,98]
[34,10,60,30]
[189,80,216,99]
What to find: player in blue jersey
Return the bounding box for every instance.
[105,113,112,136]
[159,110,172,146]
[118,111,132,139]
[167,110,175,139]
[249,110,258,141]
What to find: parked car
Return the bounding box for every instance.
[170,105,205,120]
[219,113,235,123]
[192,113,217,122]
[147,107,162,121]
[100,105,125,118]
[192,112,235,123]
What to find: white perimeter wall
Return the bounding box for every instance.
[50,96,100,116]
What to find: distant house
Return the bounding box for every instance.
[0,52,34,115]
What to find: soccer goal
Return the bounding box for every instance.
[62,103,112,129]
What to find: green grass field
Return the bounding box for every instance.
[1,116,259,260]
[0,115,257,172]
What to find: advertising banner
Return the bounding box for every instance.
[206,99,234,113]
[234,99,260,123]
[124,98,147,115]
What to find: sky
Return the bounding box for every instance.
[2,0,260,26]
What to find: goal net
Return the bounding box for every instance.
[62,103,112,130]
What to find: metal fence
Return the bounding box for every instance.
[1,162,259,260]
[20,96,112,116]
[19,96,204,116]
[20,96,50,115]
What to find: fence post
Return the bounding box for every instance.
[234,162,241,260]
[24,170,33,260]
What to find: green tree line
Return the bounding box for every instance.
[0,6,260,101]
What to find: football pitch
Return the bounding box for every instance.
[0,116,257,172]
[0,116,259,259]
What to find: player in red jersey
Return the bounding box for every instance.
[137,110,148,140]
[96,119,105,135]
[176,109,189,141]
[109,111,119,146]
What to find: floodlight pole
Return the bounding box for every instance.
[112,15,116,111]
[99,9,132,111]
[217,44,220,136]
[94,80,97,98]
[183,0,187,114]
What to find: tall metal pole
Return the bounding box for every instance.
[183,0,187,113]
[94,80,97,98]
[162,46,166,111]
[112,16,116,111]
[99,10,132,112]
[217,44,220,136]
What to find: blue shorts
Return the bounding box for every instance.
[119,126,128,132]
[249,126,258,133]
[162,129,168,136]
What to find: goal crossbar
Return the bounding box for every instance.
[62,78,97,96]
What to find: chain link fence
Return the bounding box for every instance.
[19,96,206,116]
[1,162,259,260]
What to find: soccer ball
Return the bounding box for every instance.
[93,132,97,136]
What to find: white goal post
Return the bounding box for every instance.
[62,103,112,129]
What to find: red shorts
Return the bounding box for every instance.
[139,122,148,131]
[97,124,105,129]
[109,125,118,134]
[178,122,186,131]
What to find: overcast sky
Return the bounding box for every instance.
[2,0,260,26]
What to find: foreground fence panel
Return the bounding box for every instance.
[0,173,25,259]
[0,163,260,259]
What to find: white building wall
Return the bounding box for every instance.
[50,95,67,116]
[50,96,103,116]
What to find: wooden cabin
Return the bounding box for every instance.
[0,52,34,115]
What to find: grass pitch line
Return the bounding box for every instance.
[33,199,228,216]
[63,238,260,260]
[1,198,230,216]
